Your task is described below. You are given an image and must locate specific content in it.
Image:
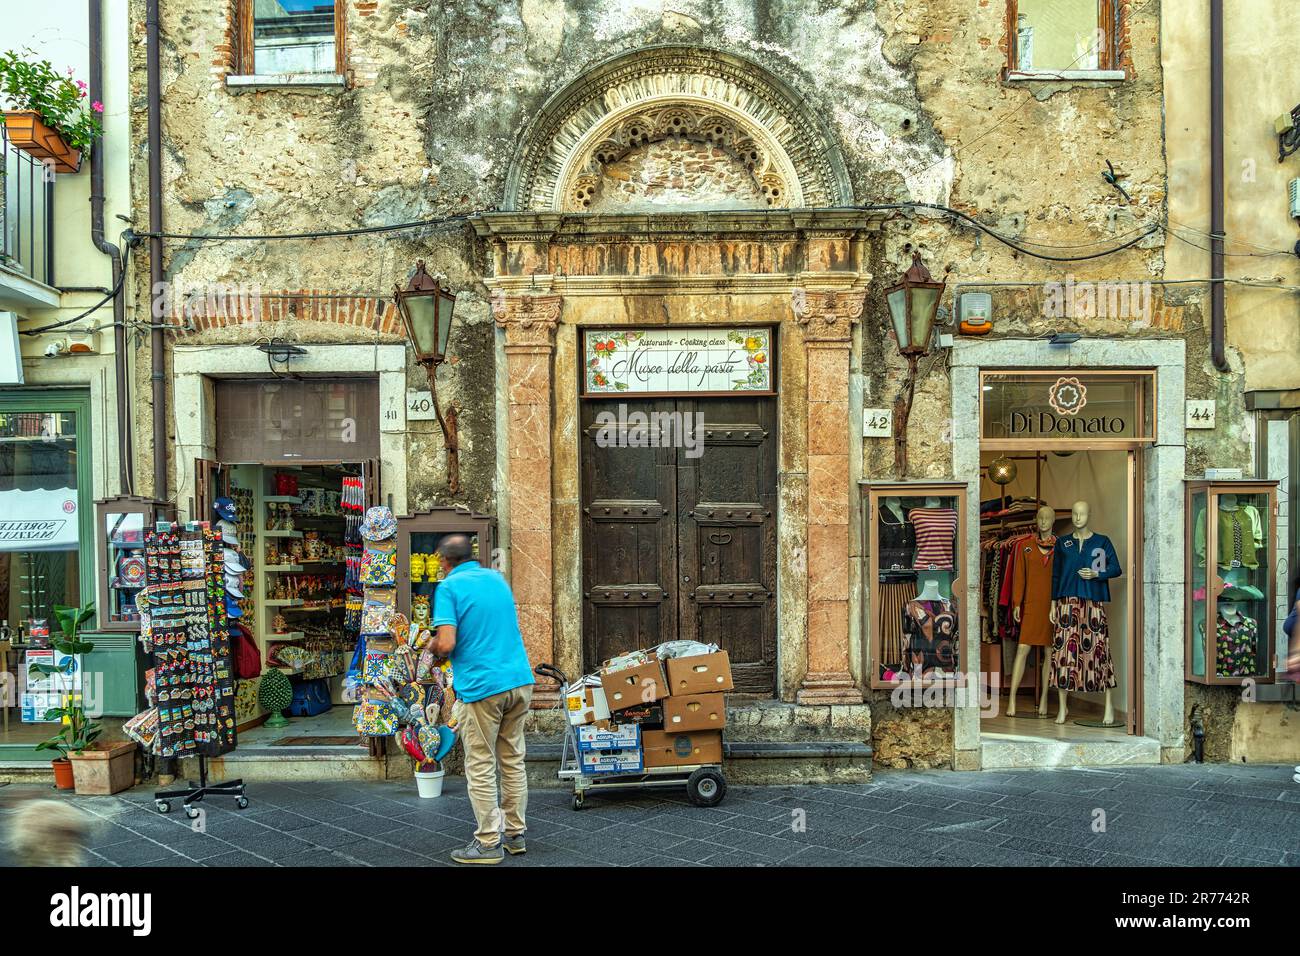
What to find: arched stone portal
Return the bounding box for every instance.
[485,47,878,739]
[504,45,855,212]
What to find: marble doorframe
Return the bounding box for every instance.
[949,338,1187,768]
[476,211,884,706]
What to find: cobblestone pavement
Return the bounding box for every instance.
[2,762,1297,867]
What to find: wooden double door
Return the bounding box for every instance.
[580,397,777,695]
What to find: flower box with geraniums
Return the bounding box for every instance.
[0,49,103,173]
[29,601,137,795]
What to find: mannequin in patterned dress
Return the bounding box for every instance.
[1048,500,1121,725]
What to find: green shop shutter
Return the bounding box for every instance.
[81,631,143,717]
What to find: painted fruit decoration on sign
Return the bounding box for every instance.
[584,327,773,394]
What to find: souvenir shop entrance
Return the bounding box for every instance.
[195,377,382,758]
[976,370,1153,753]
[200,462,374,750]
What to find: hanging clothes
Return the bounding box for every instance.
[1049,596,1117,691]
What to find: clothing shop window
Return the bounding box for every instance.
[0,391,95,639]
[1005,0,1128,79]
[1186,481,1279,685]
[863,482,967,688]
[233,0,344,79]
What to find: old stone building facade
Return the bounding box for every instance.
[8,0,1294,778]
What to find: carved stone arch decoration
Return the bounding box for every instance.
[504,45,854,212]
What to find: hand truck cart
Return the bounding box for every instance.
[536,663,727,811]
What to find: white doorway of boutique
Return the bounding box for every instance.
[952,344,1187,770]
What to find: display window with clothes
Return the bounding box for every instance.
[863,482,965,686]
[978,448,1136,730]
[1186,481,1279,684]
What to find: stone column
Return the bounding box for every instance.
[492,293,562,707]
[795,288,865,705]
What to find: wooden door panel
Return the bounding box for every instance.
[678,398,777,694]
[580,399,676,669]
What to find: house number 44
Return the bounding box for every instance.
[1186,400,1216,430]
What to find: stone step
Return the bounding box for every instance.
[523,735,873,787]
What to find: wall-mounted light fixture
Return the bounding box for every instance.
[1276,105,1300,162]
[393,261,460,495]
[885,252,945,478]
[1048,332,1082,346]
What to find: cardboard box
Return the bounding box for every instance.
[641,729,723,768]
[664,651,733,695]
[662,692,726,732]
[580,747,644,775]
[576,722,640,752]
[600,658,669,710]
[564,678,611,727]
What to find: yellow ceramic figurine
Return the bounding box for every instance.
[410,551,426,583]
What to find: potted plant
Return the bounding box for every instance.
[0,49,104,173]
[30,602,136,795]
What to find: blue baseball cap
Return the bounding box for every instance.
[214,497,237,521]
[224,596,244,619]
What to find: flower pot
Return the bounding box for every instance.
[414,767,445,799]
[51,758,75,790]
[68,740,136,795]
[2,111,82,173]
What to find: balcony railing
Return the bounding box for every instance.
[0,125,54,287]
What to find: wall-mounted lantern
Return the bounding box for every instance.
[885,252,945,478]
[394,261,460,495]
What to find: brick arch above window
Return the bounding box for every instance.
[504,46,854,212]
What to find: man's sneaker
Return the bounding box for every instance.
[451,839,504,865]
[503,833,527,855]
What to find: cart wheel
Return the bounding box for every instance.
[686,768,727,808]
[235,796,250,810]
[184,805,200,820]
[155,800,171,814]
[572,792,585,811]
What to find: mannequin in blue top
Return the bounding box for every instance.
[1048,500,1123,725]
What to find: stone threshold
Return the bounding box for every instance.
[980,735,1162,770]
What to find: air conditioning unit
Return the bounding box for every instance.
[1290,177,1300,220]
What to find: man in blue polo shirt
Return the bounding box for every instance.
[432,535,535,865]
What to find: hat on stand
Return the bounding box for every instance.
[213,497,237,522]
[359,506,397,542]
[224,596,244,619]
[224,575,246,599]
[223,549,250,574]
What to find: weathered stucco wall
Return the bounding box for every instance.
[116,0,1296,767]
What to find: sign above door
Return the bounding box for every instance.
[582,327,775,397]
[980,370,1156,444]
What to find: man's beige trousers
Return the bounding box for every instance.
[455,684,532,846]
